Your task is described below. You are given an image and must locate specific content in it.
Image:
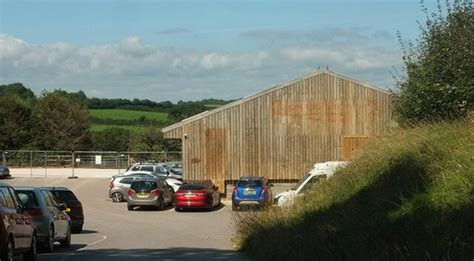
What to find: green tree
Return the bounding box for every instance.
[167,102,207,122]
[0,95,35,149]
[0,83,36,101]
[393,0,474,124]
[92,128,131,151]
[130,127,165,151]
[34,91,92,150]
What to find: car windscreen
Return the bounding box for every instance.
[50,190,78,202]
[238,180,262,188]
[131,181,158,191]
[291,174,312,190]
[16,190,39,208]
[179,184,205,191]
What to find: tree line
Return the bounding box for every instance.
[0,85,232,152]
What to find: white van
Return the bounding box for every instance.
[273,161,348,207]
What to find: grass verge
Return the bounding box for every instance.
[234,119,474,260]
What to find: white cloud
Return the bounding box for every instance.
[0,33,400,101]
[282,46,399,70]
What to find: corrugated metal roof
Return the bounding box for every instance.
[162,69,390,133]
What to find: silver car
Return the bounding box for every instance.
[15,187,71,253]
[161,162,183,180]
[109,174,151,202]
[109,172,182,202]
[125,163,169,175]
[127,178,174,211]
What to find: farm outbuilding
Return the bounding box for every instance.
[162,69,396,192]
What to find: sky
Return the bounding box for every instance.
[0,0,438,102]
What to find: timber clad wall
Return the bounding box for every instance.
[163,70,396,183]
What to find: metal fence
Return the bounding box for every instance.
[1,150,182,177]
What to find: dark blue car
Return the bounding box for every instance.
[232,177,273,211]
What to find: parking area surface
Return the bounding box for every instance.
[3,177,250,261]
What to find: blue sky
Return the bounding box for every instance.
[0,0,437,101]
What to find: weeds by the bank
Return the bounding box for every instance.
[235,119,474,260]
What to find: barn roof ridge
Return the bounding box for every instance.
[162,69,390,133]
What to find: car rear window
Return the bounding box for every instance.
[141,166,154,172]
[131,181,157,191]
[16,190,39,208]
[50,190,78,202]
[238,180,262,188]
[179,184,205,191]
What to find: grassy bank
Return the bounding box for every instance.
[235,119,474,260]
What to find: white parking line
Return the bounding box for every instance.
[76,235,108,251]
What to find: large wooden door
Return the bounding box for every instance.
[341,136,369,160]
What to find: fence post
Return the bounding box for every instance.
[30,150,33,177]
[70,151,76,179]
[44,151,47,178]
[116,153,120,175]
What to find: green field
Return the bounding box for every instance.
[90,109,168,121]
[90,124,145,132]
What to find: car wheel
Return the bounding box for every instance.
[60,226,71,248]
[43,227,54,253]
[174,207,181,212]
[111,192,124,202]
[127,205,134,211]
[71,224,83,234]
[1,237,14,261]
[23,233,37,261]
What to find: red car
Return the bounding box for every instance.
[174,180,221,211]
[0,182,37,261]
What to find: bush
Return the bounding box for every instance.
[393,1,474,124]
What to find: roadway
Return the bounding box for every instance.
[4,177,250,261]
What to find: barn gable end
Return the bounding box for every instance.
[163,69,396,185]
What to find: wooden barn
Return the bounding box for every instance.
[162,69,396,191]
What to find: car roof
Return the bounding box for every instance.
[131,178,159,182]
[14,186,44,191]
[239,176,265,181]
[123,171,161,174]
[42,186,70,191]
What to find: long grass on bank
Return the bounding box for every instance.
[235,119,474,260]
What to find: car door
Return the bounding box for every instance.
[161,180,173,203]
[0,186,27,249]
[41,190,67,239]
[48,191,70,234]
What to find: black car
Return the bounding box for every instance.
[0,182,37,261]
[43,187,84,233]
[0,165,11,179]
